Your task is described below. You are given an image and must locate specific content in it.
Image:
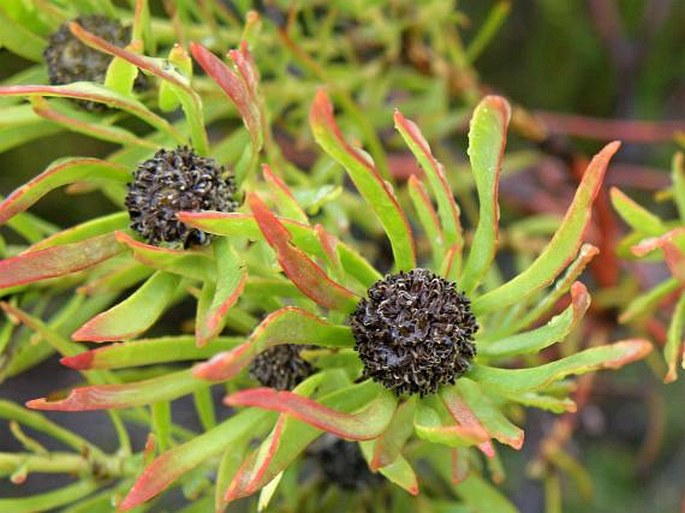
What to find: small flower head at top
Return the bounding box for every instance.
[44,15,147,111]
[351,268,477,396]
[125,146,239,248]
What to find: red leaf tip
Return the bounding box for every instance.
[60,352,94,370]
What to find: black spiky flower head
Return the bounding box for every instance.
[350,268,478,396]
[249,344,315,391]
[316,436,381,490]
[44,15,147,111]
[125,146,239,248]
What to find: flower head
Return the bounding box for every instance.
[249,344,315,391]
[44,15,146,111]
[125,146,239,248]
[316,436,381,490]
[351,268,477,396]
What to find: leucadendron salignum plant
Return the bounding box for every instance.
[611,151,685,382]
[102,92,653,510]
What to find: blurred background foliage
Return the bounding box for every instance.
[0,1,684,512]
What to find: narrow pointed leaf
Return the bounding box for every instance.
[461,96,511,293]
[395,111,461,257]
[310,89,416,270]
[479,281,590,358]
[407,175,444,265]
[620,277,682,323]
[360,442,419,495]
[473,142,620,314]
[631,228,685,282]
[0,480,100,513]
[26,369,204,411]
[610,187,667,236]
[72,271,181,342]
[249,193,359,311]
[0,83,183,142]
[664,292,685,383]
[120,409,271,511]
[469,339,653,394]
[370,396,417,470]
[225,386,397,440]
[116,231,213,281]
[224,380,387,501]
[179,211,381,286]
[446,378,524,450]
[455,473,520,513]
[414,399,490,449]
[263,164,308,223]
[196,239,247,346]
[190,42,263,153]
[194,307,354,381]
[60,336,241,370]
[0,159,129,224]
[30,213,129,251]
[672,152,685,221]
[0,233,121,288]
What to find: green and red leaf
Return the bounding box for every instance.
[249,193,359,312]
[310,89,416,270]
[0,233,121,288]
[72,271,181,342]
[461,95,511,293]
[193,307,354,381]
[0,158,129,225]
[225,385,397,440]
[474,141,620,314]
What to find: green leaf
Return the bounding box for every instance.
[195,239,247,346]
[0,233,122,289]
[69,21,208,154]
[479,282,590,358]
[120,409,272,511]
[620,277,682,323]
[179,211,381,287]
[368,396,417,470]
[664,291,685,383]
[0,83,184,143]
[360,442,419,496]
[29,213,129,251]
[310,90,416,270]
[473,141,620,314]
[26,368,205,411]
[414,397,489,449]
[461,96,511,293]
[469,339,653,394]
[610,187,667,236]
[673,152,685,222]
[395,111,461,262]
[72,271,182,342]
[0,158,129,225]
[262,164,309,224]
[0,5,46,62]
[60,336,241,370]
[193,307,354,382]
[407,175,445,267]
[116,231,212,281]
[446,378,524,450]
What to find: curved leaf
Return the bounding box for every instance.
[461,96,511,293]
[0,233,121,289]
[72,271,181,342]
[26,369,203,411]
[225,386,397,440]
[479,281,590,358]
[473,141,620,314]
[193,307,354,381]
[120,409,271,511]
[414,399,490,450]
[0,158,129,225]
[310,89,416,270]
[469,339,653,394]
[60,337,241,370]
[249,193,359,312]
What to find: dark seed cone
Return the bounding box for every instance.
[125,146,238,248]
[317,436,381,490]
[249,344,314,391]
[44,15,147,111]
[350,268,478,396]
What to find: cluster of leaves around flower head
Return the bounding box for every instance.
[351,268,478,396]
